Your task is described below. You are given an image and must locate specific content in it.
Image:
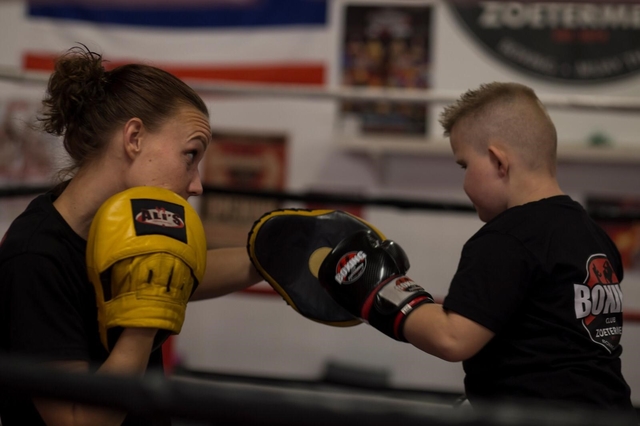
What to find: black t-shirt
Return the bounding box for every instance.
[443,196,633,412]
[0,192,167,425]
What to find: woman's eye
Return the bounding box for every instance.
[186,151,198,164]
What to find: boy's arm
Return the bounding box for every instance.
[403,303,494,362]
[317,230,495,361]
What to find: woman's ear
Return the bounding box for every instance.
[122,118,144,160]
[488,144,509,178]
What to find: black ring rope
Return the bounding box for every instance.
[0,184,477,213]
[5,184,638,220]
[0,354,636,426]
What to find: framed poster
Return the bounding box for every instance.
[200,130,288,249]
[339,3,434,136]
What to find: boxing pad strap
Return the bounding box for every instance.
[363,276,434,341]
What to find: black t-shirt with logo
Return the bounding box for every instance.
[443,195,633,412]
[0,192,167,425]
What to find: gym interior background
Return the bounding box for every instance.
[1,0,640,424]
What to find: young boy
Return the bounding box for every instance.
[319,82,635,414]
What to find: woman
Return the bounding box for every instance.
[0,45,262,425]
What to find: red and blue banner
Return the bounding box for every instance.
[27,0,327,28]
[22,0,329,85]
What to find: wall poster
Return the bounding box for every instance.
[339,3,434,136]
[0,98,59,234]
[200,131,288,249]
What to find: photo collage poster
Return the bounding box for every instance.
[340,3,433,136]
[0,98,60,234]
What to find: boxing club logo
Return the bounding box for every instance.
[131,199,188,244]
[334,251,367,284]
[574,254,623,353]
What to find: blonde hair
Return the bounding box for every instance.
[439,82,558,173]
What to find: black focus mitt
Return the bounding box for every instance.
[247,209,387,327]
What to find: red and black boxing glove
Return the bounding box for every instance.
[318,230,434,342]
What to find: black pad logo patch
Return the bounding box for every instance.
[131,198,187,244]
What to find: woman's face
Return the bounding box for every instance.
[129,106,211,200]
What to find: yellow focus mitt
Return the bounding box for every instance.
[86,187,207,351]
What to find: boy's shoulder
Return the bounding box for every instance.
[488,195,583,231]
[469,195,589,248]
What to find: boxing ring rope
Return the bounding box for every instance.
[0,353,636,426]
[0,183,477,213]
[2,183,640,324]
[3,66,640,111]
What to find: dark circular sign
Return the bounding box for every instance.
[448,1,640,83]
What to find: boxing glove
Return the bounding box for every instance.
[318,230,433,341]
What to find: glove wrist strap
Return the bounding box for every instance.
[363,276,434,341]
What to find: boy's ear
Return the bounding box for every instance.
[488,144,509,178]
[122,118,145,160]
